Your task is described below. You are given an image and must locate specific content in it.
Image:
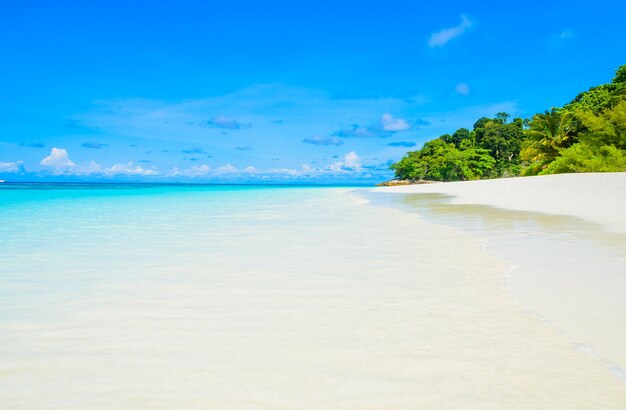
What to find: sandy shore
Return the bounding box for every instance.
[376,172,626,235]
[372,172,626,379]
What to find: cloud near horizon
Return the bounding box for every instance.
[428,15,473,48]
[103,162,158,176]
[35,147,160,177]
[40,148,76,168]
[0,161,24,173]
[216,164,238,173]
[327,151,362,172]
[173,164,211,177]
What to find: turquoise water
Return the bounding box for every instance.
[0,183,327,318]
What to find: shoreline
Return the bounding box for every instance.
[374,173,626,235]
[368,172,626,378]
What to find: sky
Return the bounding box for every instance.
[1,0,625,183]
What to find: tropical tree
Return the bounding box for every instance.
[441,128,471,148]
[479,120,525,176]
[391,139,495,181]
[521,108,573,175]
[543,143,626,174]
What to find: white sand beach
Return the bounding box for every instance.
[376,172,626,235]
[374,172,626,381]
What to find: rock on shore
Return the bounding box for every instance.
[376,179,437,187]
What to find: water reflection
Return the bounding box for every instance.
[368,192,626,255]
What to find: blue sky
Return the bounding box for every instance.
[1,0,625,183]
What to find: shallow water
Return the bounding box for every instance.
[1,184,626,408]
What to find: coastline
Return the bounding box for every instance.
[375,173,626,235]
[368,172,626,378]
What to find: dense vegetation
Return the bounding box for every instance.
[391,64,626,181]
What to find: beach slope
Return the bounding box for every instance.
[376,172,626,234]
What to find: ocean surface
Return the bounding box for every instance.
[1,183,625,408]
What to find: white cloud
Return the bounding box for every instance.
[36,158,159,177]
[173,164,211,177]
[455,83,470,96]
[40,148,75,168]
[217,164,238,173]
[83,160,102,174]
[104,163,158,176]
[327,151,362,173]
[243,166,257,173]
[264,164,316,177]
[381,113,410,131]
[344,151,362,170]
[0,161,23,173]
[428,15,473,48]
[328,162,343,172]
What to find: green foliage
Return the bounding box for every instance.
[390,63,626,182]
[470,115,527,176]
[520,109,574,174]
[577,101,626,149]
[613,64,626,84]
[391,139,495,181]
[493,112,511,124]
[440,128,470,148]
[461,147,497,178]
[542,143,626,174]
[565,64,626,116]
[565,84,614,115]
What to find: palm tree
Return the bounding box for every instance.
[521,108,573,174]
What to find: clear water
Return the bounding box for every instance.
[2,183,626,408]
